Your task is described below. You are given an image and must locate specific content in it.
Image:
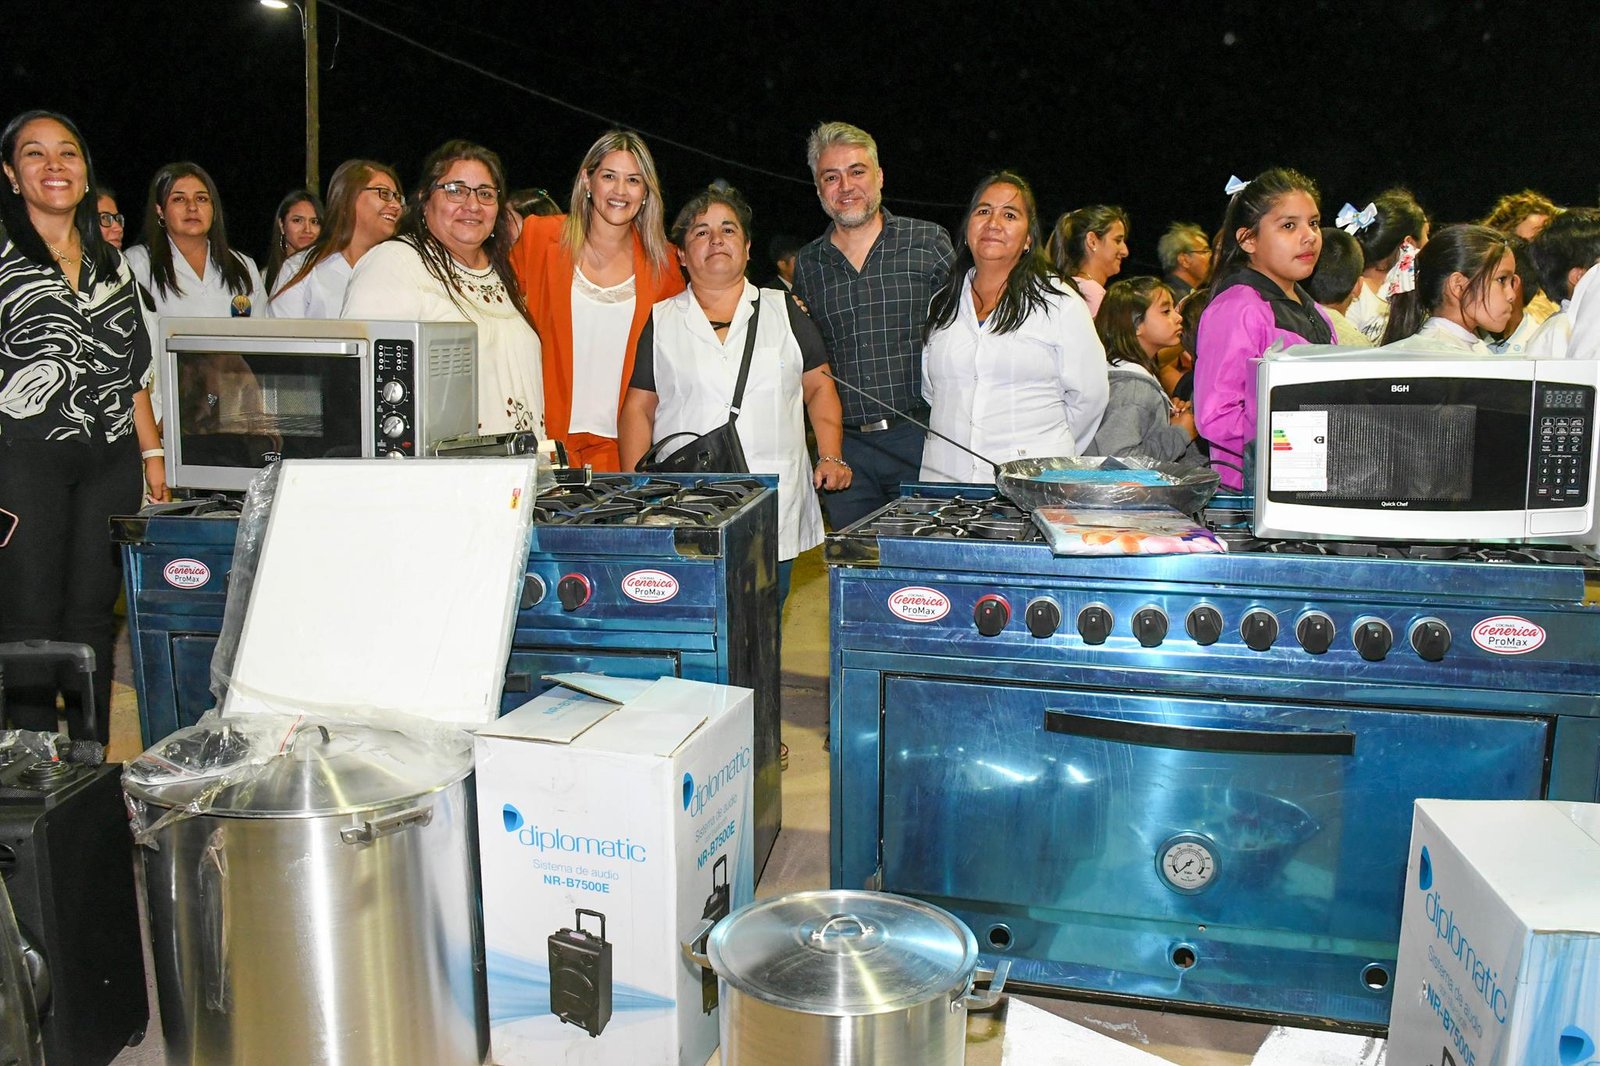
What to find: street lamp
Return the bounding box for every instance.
[259,0,320,192]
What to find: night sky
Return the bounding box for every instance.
[8,1,1599,277]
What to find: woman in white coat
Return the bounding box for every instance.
[125,162,269,320]
[618,185,849,606]
[920,170,1109,483]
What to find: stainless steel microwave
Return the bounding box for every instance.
[158,318,477,492]
[1252,349,1600,543]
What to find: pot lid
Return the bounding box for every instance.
[123,715,473,817]
[705,889,978,1016]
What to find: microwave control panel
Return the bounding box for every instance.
[1531,382,1593,508]
[374,339,416,456]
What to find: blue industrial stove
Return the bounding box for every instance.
[827,487,1600,1030]
[112,473,783,873]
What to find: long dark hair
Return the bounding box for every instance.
[1208,168,1321,290]
[395,139,534,327]
[1096,276,1172,375]
[0,109,118,276]
[1380,224,1511,344]
[264,186,323,290]
[277,159,398,297]
[139,161,254,300]
[927,170,1064,338]
[1046,204,1129,280]
[1353,187,1428,272]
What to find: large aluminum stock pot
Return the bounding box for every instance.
[123,716,485,1066]
[685,889,1010,1066]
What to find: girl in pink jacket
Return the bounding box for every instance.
[1194,168,1335,490]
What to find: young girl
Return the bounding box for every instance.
[1378,224,1516,353]
[1346,187,1429,341]
[1088,277,1205,466]
[1194,168,1334,490]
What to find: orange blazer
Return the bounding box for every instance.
[509,214,685,445]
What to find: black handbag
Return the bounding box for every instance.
[635,298,760,474]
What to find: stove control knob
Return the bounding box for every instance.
[1025,597,1062,639]
[1132,606,1168,648]
[1240,609,1279,652]
[519,574,547,609]
[380,379,407,404]
[1077,604,1114,646]
[556,573,592,611]
[1185,606,1224,646]
[973,594,1011,637]
[1295,611,1336,655]
[381,413,407,439]
[1409,617,1452,662]
[1353,617,1393,662]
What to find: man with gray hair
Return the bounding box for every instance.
[792,121,954,528]
[1157,222,1212,300]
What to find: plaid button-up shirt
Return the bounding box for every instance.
[793,210,954,426]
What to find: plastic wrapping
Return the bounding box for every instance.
[997,456,1220,514]
[1031,507,1228,556]
[123,710,474,847]
[209,462,282,708]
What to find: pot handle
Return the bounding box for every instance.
[955,957,1012,1012]
[340,805,434,845]
[682,916,716,970]
[199,827,231,1011]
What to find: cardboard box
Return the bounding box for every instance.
[475,674,755,1066]
[1389,800,1600,1066]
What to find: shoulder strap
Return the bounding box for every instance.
[727,295,761,421]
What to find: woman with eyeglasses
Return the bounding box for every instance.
[125,161,269,320]
[510,130,683,471]
[262,188,322,293]
[95,186,125,249]
[0,110,167,742]
[343,140,543,435]
[271,160,402,318]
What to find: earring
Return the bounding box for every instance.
[8,184,15,194]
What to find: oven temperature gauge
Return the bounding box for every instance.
[1157,834,1218,894]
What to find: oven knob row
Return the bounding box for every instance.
[973,595,1010,637]
[557,573,592,611]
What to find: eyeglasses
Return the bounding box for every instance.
[364,186,403,203]
[97,212,125,227]
[1182,246,1212,258]
[432,181,499,206]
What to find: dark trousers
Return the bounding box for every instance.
[822,422,927,530]
[0,436,141,742]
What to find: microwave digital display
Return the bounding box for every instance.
[173,350,364,469]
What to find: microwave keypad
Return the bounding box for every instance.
[375,340,416,456]
[1532,383,1593,508]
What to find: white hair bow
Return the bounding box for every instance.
[1224,175,1248,196]
[1336,202,1378,234]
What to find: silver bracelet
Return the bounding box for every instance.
[817,454,850,470]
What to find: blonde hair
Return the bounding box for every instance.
[805,121,878,178]
[560,130,670,276]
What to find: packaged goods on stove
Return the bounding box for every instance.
[997,455,1219,513]
[1031,506,1228,555]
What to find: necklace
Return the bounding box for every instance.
[46,238,80,267]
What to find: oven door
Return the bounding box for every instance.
[163,338,371,492]
[879,676,1550,1026]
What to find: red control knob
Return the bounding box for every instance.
[973,595,1011,637]
[557,573,592,611]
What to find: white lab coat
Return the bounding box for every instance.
[1379,317,1491,356]
[125,239,269,320]
[642,282,823,561]
[268,249,353,318]
[920,273,1109,483]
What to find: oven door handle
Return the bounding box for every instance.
[1044,710,1355,756]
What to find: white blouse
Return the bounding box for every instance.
[342,240,544,436]
[920,273,1110,484]
[126,239,270,320]
[568,267,635,437]
[269,249,353,319]
[1379,316,1491,356]
[640,283,823,561]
